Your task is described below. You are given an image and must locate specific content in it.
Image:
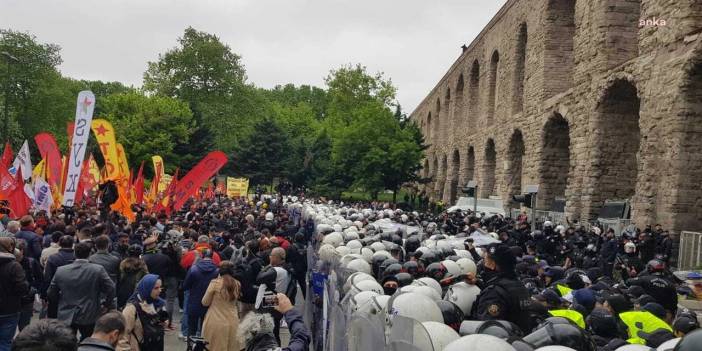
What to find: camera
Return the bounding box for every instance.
[262,291,279,308]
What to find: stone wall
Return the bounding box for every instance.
[410,0,702,233]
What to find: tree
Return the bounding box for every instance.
[230,118,289,186]
[99,91,194,175]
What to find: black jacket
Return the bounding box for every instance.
[0,252,29,315]
[43,248,75,297]
[143,250,174,280]
[89,251,121,284]
[475,272,534,333]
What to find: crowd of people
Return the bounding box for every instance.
[0,192,701,351]
[307,203,702,351]
[0,196,311,351]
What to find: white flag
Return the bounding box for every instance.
[33,177,53,215]
[11,140,32,180]
[63,91,95,206]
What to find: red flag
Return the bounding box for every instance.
[134,161,145,205]
[74,159,91,205]
[205,183,214,200]
[34,133,63,187]
[1,142,13,168]
[0,162,18,199]
[171,151,227,211]
[8,168,31,218]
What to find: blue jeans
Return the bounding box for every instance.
[180,290,189,336]
[0,313,19,351]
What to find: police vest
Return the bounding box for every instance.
[556,283,573,297]
[619,311,672,345]
[549,309,585,329]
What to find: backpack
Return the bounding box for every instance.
[132,302,164,349]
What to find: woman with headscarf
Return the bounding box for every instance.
[117,274,168,351]
[201,261,241,351]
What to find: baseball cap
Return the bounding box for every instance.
[534,289,565,307]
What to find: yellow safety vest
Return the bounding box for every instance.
[619,311,673,345]
[556,283,573,297]
[549,309,585,329]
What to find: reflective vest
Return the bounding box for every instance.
[556,283,573,297]
[619,311,673,345]
[549,309,585,329]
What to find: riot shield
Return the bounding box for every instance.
[388,315,434,351]
[347,313,386,351]
[328,302,349,351]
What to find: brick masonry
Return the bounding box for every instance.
[410,0,702,233]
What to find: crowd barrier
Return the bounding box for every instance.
[678,231,702,270]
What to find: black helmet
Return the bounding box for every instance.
[511,339,535,351]
[436,300,464,332]
[402,261,419,277]
[379,258,399,275]
[675,329,702,351]
[391,234,402,246]
[372,255,389,277]
[425,262,447,281]
[382,263,402,279]
[646,259,665,273]
[418,250,437,265]
[478,320,524,339]
[395,272,414,287]
[127,244,143,257]
[524,321,596,351]
[405,236,420,253]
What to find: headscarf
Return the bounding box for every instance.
[128,273,165,308]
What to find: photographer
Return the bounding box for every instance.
[237,293,310,351]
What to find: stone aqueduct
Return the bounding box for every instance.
[409,0,702,233]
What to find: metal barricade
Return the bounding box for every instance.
[678,231,702,270]
[597,218,633,237]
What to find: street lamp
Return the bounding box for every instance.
[2,51,19,144]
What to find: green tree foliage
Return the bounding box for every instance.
[231,118,289,186]
[99,91,193,175]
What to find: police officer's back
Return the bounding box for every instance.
[473,243,534,333]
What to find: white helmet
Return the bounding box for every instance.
[346,258,372,275]
[347,240,363,251]
[361,248,374,262]
[343,272,375,294]
[323,232,344,247]
[355,294,391,317]
[333,224,343,233]
[370,242,386,252]
[350,291,379,313]
[454,250,472,259]
[372,250,393,261]
[399,285,441,301]
[385,292,443,326]
[445,334,517,351]
[345,231,359,241]
[423,321,460,351]
[413,277,443,298]
[456,258,477,275]
[401,214,408,222]
[335,246,351,257]
[543,221,553,228]
[443,282,481,315]
[442,260,461,277]
[349,279,383,296]
[318,244,337,262]
[656,338,680,351]
[340,254,363,267]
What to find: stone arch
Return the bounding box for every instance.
[435,154,448,201]
[587,79,641,219]
[445,88,452,140]
[513,23,527,114]
[468,60,480,132]
[464,146,476,185]
[447,149,461,203]
[431,156,439,200]
[481,139,497,197]
[488,50,500,125]
[601,0,641,69]
[669,59,702,231]
[455,74,465,130]
[426,112,432,142]
[544,0,575,97]
[435,98,442,143]
[506,129,525,209]
[539,113,571,210]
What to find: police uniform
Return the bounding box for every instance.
[474,244,533,333]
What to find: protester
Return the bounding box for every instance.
[0,237,29,351]
[89,235,121,285]
[1,221,20,238]
[14,239,42,331]
[237,293,310,351]
[11,319,77,351]
[116,244,148,309]
[118,274,167,351]
[182,247,218,338]
[43,234,76,318]
[201,261,241,351]
[48,242,116,341]
[15,216,41,261]
[77,311,126,351]
[40,231,63,267]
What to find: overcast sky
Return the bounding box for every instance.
[2,0,507,113]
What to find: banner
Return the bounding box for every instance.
[33,177,53,214]
[91,119,121,180]
[11,140,32,181]
[116,143,129,178]
[62,91,95,206]
[226,177,249,198]
[34,133,62,187]
[159,174,172,193]
[171,151,227,211]
[1,142,12,168]
[87,155,100,190]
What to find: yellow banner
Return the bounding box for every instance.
[226,177,249,198]
[32,159,45,181]
[116,143,129,178]
[159,174,172,193]
[88,156,100,190]
[91,119,121,180]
